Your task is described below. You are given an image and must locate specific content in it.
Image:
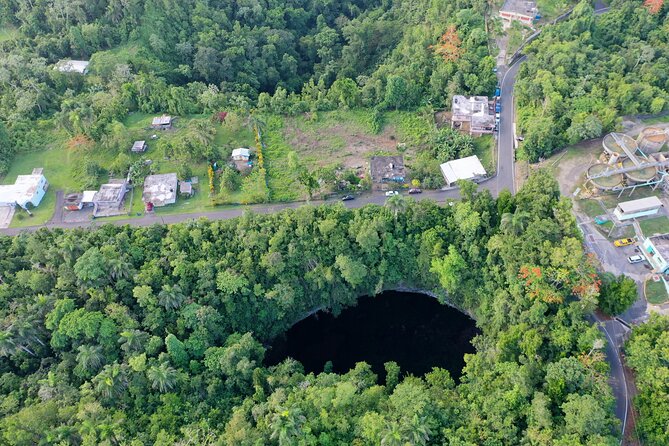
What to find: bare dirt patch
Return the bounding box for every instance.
[283,121,409,169]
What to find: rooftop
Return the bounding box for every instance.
[452,95,489,117]
[131,141,147,152]
[501,0,538,16]
[648,235,669,260]
[440,155,487,185]
[179,181,192,195]
[370,156,405,183]
[0,172,46,205]
[616,196,663,214]
[143,173,178,206]
[232,148,250,158]
[94,182,127,203]
[152,115,172,126]
[54,59,90,74]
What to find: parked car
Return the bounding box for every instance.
[341,195,355,201]
[494,88,501,98]
[408,188,422,194]
[614,238,635,247]
[627,255,645,264]
[385,190,399,196]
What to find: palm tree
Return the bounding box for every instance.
[93,364,129,400]
[146,362,179,393]
[385,194,408,220]
[270,407,306,446]
[500,211,530,235]
[76,344,105,376]
[118,329,149,355]
[158,284,186,310]
[402,415,431,446]
[380,420,404,446]
[107,256,133,282]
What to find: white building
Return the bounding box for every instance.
[143,173,178,207]
[500,0,538,27]
[613,196,663,221]
[451,95,495,135]
[0,169,48,208]
[643,235,669,274]
[440,156,487,187]
[231,148,250,161]
[54,59,90,74]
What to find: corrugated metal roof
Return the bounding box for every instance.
[616,196,663,214]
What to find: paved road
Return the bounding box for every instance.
[496,56,524,194]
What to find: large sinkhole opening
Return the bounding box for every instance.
[265,291,480,380]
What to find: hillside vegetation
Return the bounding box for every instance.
[0,173,622,444]
[0,0,496,177]
[515,0,669,161]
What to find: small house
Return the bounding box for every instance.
[54,59,90,74]
[151,115,173,130]
[232,148,251,161]
[179,181,193,197]
[0,168,49,208]
[131,140,147,153]
[143,173,178,207]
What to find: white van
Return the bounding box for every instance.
[627,255,645,264]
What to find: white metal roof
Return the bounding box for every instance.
[55,60,90,74]
[232,148,250,157]
[616,196,663,214]
[81,190,97,203]
[152,115,172,126]
[440,156,487,185]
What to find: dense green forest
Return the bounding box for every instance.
[0,172,623,444]
[515,0,669,161]
[625,314,669,446]
[0,0,496,175]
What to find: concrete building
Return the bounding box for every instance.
[54,59,90,74]
[451,95,495,135]
[131,141,147,153]
[231,148,250,161]
[370,156,405,186]
[143,173,178,207]
[0,168,48,208]
[643,235,669,274]
[613,196,663,221]
[91,181,128,216]
[151,115,173,130]
[179,181,193,197]
[500,0,538,27]
[440,156,487,187]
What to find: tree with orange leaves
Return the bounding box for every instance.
[430,25,464,62]
[644,0,664,14]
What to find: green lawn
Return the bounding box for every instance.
[645,278,669,305]
[536,0,575,21]
[577,199,605,219]
[640,216,669,237]
[473,135,495,174]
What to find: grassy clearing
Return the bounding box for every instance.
[640,115,669,125]
[577,199,605,219]
[640,216,669,237]
[645,279,669,305]
[473,135,495,173]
